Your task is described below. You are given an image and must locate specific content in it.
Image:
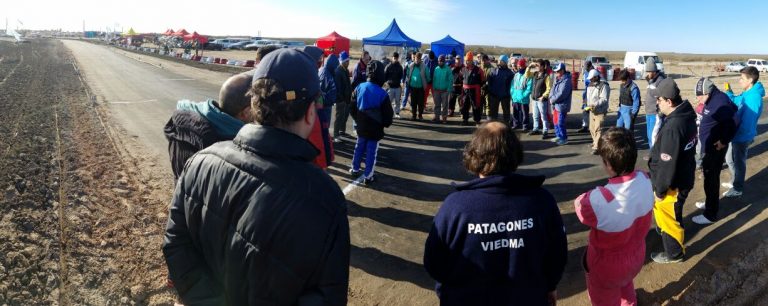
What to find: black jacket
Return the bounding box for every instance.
[162,125,350,306]
[164,110,230,179]
[649,101,698,198]
[698,88,737,154]
[334,65,352,104]
[384,61,404,89]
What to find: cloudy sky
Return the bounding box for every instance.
[5,0,768,54]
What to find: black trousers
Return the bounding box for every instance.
[661,188,690,258]
[461,88,482,123]
[449,88,461,113]
[410,87,425,118]
[487,95,511,122]
[512,103,530,130]
[702,148,728,220]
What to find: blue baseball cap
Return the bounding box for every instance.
[553,62,566,72]
[339,51,350,62]
[252,48,320,103]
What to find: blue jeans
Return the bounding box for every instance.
[726,141,751,192]
[616,105,633,130]
[351,136,380,179]
[555,110,568,141]
[401,84,410,109]
[646,114,657,148]
[531,99,550,132]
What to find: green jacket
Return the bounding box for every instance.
[432,65,453,91]
[407,63,428,89]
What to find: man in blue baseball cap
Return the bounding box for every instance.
[163,48,350,305]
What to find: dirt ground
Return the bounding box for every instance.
[0,39,176,304]
[2,38,768,305]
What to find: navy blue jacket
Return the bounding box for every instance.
[487,66,514,98]
[350,82,394,141]
[698,88,737,154]
[424,174,567,306]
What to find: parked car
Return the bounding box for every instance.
[623,52,665,79]
[228,41,253,50]
[202,42,223,51]
[747,59,768,72]
[725,61,747,72]
[282,41,306,48]
[585,55,613,80]
[243,39,278,51]
[210,38,250,49]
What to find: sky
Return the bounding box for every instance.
[4,0,768,54]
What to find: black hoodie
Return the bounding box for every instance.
[648,101,698,198]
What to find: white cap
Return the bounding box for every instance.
[587,69,600,80]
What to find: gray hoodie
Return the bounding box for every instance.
[645,72,667,115]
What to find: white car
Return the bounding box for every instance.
[725,61,746,72]
[747,59,768,72]
[623,51,665,79]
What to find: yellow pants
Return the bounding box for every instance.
[653,189,685,254]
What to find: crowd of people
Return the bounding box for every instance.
[158,44,764,305]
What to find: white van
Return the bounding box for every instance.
[747,59,768,72]
[624,52,665,79]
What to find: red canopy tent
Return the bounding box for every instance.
[183,31,208,44]
[173,28,189,37]
[162,28,174,36]
[316,31,350,56]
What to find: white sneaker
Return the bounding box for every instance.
[692,215,715,225]
[722,188,742,198]
[695,201,706,210]
[394,114,401,119]
[332,137,342,144]
[721,182,733,189]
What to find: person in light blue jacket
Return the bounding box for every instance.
[722,66,765,198]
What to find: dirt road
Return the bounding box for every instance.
[1,38,766,305]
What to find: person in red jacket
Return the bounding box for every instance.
[461,52,486,126]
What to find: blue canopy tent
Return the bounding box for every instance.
[430,35,465,60]
[362,19,421,61]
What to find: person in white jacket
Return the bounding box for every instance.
[586,69,611,155]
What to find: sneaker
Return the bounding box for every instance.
[333,137,342,144]
[556,139,569,146]
[364,175,375,185]
[695,201,706,210]
[721,182,734,189]
[349,169,361,177]
[692,215,715,225]
[551,137,561,143]
[521,128,530,133]
[541,131,549,139]
[461,120,470,126]
[528,129,541,135]
[576,126,588,133]
[651,252,684,264]
[722,188,742,198]
[394,114,401,119]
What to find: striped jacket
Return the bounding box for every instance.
[574,171,654,252]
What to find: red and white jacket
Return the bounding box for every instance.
[574,170,654,252]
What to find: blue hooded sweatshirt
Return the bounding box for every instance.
[549,72,573,113]
[319,54,339,108]
[424,173,568,306]
[176,99,244,138]
[727,81,765,143]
